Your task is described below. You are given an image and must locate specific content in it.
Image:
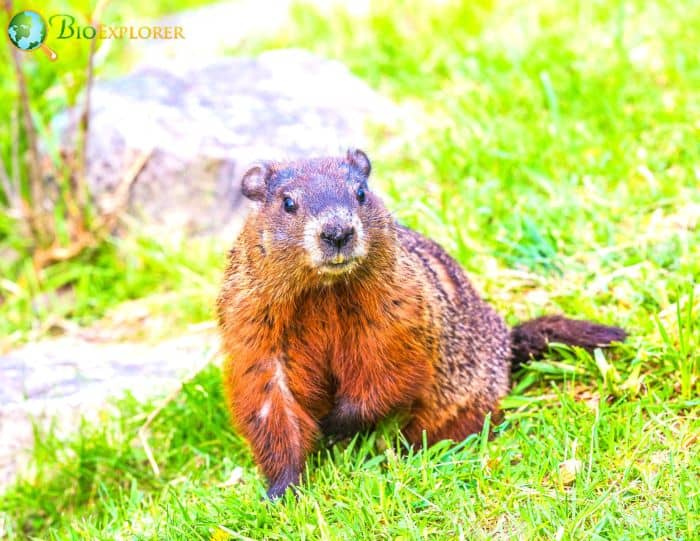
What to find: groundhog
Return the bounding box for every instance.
[217,149,626,499]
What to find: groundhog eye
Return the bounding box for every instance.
[356,187,366,204]
[283,196,297,213]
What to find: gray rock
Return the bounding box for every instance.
[0,332,217,489]
[62,49,395,236]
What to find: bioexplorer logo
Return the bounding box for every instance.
[7,9,185,61]
[7,10,57,60]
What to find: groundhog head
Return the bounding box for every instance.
[240,149,393,278]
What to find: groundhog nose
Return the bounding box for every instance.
[320,224,355,249]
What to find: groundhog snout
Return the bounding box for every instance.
[320,223,355,249]
[317,218,358,264]
[302,207,367,271]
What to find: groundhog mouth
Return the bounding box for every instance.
[317,255,360,275]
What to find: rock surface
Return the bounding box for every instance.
[0,332,218,488]
[63,49,394,236]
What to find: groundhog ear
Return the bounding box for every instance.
[241,163,271,202]
[347,148,371,179]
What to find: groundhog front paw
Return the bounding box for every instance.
[266,466,300,500]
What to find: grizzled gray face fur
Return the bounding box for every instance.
[240,149,390,277]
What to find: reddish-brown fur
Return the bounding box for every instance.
[217,150,625,498]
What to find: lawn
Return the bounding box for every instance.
[1,0,699,539]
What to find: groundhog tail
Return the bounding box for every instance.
[510,315,626,368]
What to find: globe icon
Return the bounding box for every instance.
[7,10,47,51]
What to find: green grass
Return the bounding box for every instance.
[1,0,700,539]
[0,230,223,345]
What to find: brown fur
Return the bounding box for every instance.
[216,150,625,498]
[511,315,627,367]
